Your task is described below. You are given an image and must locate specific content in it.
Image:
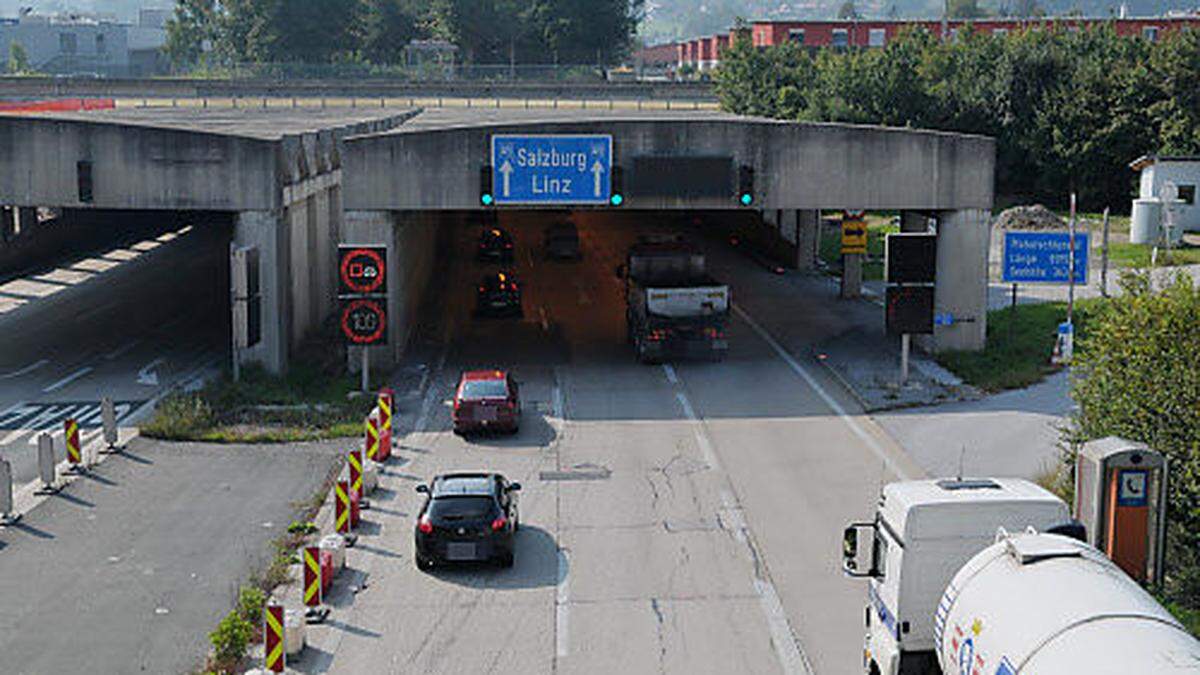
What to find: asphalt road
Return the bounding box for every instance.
[297,212,921,675]
[0,223,228,483]
[0,437,343,674]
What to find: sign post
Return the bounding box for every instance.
[335,479,358,546]
[339,245,388,392]
[0,458,18,527]
[35,433,57,495]
[1002,228,1089,364]
[64,418,83,473]
[491,135,613,206]
[885,232,939,385]
[302,546,329,623]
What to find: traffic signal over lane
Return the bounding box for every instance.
[738,164,755,206]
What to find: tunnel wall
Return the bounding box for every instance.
[342,119,994,212]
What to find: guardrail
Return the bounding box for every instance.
[0,76,716,103]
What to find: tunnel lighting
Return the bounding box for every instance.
[738,164,755,207]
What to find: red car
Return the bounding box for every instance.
[452,370,521,435]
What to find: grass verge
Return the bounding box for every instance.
[141,362,375,443]
[936,299,1102,392]
[818,217,898,281]
[1106,242,1200,268]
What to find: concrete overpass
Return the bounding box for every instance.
[0,106,995,375]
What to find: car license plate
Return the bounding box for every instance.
[479,407,497,421]
[446,542,476,561]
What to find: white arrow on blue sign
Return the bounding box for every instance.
[491,135,613,205]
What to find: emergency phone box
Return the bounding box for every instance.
[1075,436,1167,584]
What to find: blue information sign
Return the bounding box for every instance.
[1002,231,1090,284]
[491,135,613,205]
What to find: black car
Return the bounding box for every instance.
[414,473,521,569]
[477,227,515,262]
[475,271,522,317]
[543,221,581,260]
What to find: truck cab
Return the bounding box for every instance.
[842,479,1071,675]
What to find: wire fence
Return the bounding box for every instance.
[173,62,622,83]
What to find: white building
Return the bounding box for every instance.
[1130,155,1200,233]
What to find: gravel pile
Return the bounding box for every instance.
[993,204,1066,231]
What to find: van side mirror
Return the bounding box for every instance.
[508,482,521,492]
[415,485,429,494]
[842,522,876,578]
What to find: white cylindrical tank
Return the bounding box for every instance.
[1131,199,1162,245]
[935,532,1200,675]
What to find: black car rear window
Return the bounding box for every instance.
[461,380,508,398]
[429,496,496,519]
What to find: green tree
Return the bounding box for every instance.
[165,0,216,68]
[358,0,420,65]
[7,40,30,74]
[947,0,987,18]
[1069,273,1200,610]
[838,1,860,20]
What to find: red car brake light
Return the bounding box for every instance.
[418,514,433,534]
[491,516,508,532]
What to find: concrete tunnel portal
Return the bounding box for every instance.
[0,107,996,375]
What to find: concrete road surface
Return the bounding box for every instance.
[0,438,342,675]
[295,213,921,674]
[0,223,228,484]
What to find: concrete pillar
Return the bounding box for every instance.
[841,254,863,299]
[234,210,289,375]
[778,209,798,245]
[795,209,819,270]
[15,207,36,236]
[343,210,397,373]
[0,207,13,243]
[900,210,930,233]
[933,209,990,352]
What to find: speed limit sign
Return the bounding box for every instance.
[341,299,388,345]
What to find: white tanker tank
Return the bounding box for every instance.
[936,530,1200,675]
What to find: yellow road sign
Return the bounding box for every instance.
[842,220,868,255]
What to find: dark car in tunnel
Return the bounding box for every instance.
[414,473,521,569]
[452,370,522,435]
[477,227,515,263]
[474,271,523,317]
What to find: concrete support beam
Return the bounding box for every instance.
[933,209,990,352]
[795,209,819,270]
[0,207,12,243]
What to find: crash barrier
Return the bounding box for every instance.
[348,448,364,502]
[320,534,347,572]
[365,412,381,462]
[0,458,18,526]
[100,396,119,454]
[0,98,116,113]
[263,603,285,673]
[378,387,394,460]
[302,545,333,623]
[35,433,57,494]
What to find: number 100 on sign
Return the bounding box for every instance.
[341,299,388,345]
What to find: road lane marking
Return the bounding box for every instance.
[136,357,167,387]
[557,548,570,658]
[661,364,679,385]
[0,359,49,380]
[42,367,94,394]
[670,384,812,675]
[104,340,141,360]
[733,304,914,481]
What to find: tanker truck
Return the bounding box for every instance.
[842,478,1200,675]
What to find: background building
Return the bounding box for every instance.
[0,8,166,77]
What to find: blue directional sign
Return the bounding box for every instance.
[1002,231,1090,284]
[491,135,613,205]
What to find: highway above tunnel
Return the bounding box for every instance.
[295,211,923,675]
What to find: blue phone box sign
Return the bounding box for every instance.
[1002,231,1090,284]
[491,135,612,205]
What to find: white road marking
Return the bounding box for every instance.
[671,375,813,675]
[104,339,141,360]
[136,358,167,387]
[733,304,914,481]
[42,367,93,394]
[661,363,679,385]
[0,359,49,380]
[556,548,570,658]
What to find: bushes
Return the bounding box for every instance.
[208,611,252,674]
[1068,272,1200,612]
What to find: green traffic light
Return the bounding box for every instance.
[610,194,624,207]
[740,193,753,206]
[481,194,494,206]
